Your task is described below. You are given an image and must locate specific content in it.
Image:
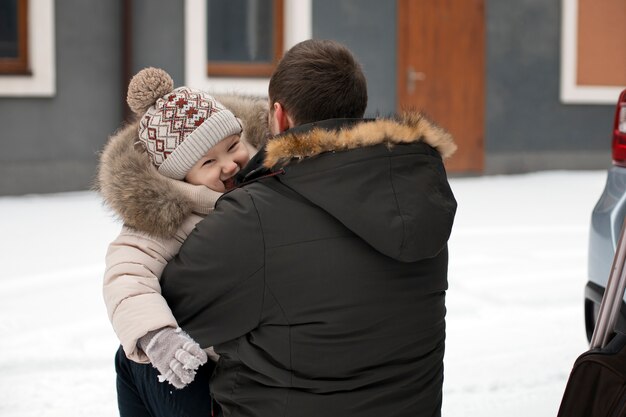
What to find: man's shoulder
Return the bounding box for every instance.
[226,177,280,202]
[203,178,288,234]
[196,184,271,231]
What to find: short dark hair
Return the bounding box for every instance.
[268,39,368,126]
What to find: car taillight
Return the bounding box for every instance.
[612,89,626,167]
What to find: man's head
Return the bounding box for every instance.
[268,39,368,135]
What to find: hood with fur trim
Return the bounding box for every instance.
[262,113,457,262]
[95,95,269,238]
[264,112,456,168]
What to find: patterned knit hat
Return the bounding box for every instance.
[126,67,242,180]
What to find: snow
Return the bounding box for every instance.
[0,170,608,416]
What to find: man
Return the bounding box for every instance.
[161,39,457,416]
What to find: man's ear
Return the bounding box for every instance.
[271,102,294,134]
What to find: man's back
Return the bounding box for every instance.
[162,116,457,416]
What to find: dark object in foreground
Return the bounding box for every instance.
[557,333,626,416]
[558,218,626,417]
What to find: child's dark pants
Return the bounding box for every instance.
[115,345,219,417]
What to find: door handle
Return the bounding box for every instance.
[407,67,426,94]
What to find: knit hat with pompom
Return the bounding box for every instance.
[127,67,242,180]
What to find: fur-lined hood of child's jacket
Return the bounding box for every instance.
[95,94,270,238]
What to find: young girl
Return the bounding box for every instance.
[96,67,267,416]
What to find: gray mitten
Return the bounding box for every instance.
[138,326,208,389]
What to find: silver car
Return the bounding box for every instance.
[587,88,626,341]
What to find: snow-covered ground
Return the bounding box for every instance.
[0,170,608,417]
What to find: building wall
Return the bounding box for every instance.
[0,0,620,196]
[485,0,615,173]
[312,0,397,118]
[0,0,123,195]
[314,0,618,174]
[132,0,185,86]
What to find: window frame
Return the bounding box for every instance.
[0,0,54,96]
[560,0,626,104]
[185,0,311,96]
[206,0,284,78]
[0,0,30,75]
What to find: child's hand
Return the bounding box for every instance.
[138,327,208,389]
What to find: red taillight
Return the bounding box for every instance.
[612,89,626,166]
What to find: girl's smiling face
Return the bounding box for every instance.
[184,134,250,192]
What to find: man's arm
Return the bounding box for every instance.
[160,188,266,348]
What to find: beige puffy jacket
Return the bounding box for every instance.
[103,194,216,363]
[96,95,268,363]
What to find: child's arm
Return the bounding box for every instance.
[103,215,201,364]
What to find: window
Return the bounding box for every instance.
[0,0,54,97]
[207,0,283,77]
[0,0,29,75]
[185,0,310,96]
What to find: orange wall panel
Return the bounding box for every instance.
[576,0,626,86]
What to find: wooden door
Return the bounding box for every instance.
[397,0,485,173]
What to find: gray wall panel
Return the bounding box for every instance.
[312,0,397,117]
[132,0,184,86]
[0,0,122,195]
[486,0,615,157]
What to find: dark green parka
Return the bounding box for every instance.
[161,113,457,417]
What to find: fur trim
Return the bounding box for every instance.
[264,112,456,169]
[94,120,193,238]
[94,94,271,237]
[214,94,270,150]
